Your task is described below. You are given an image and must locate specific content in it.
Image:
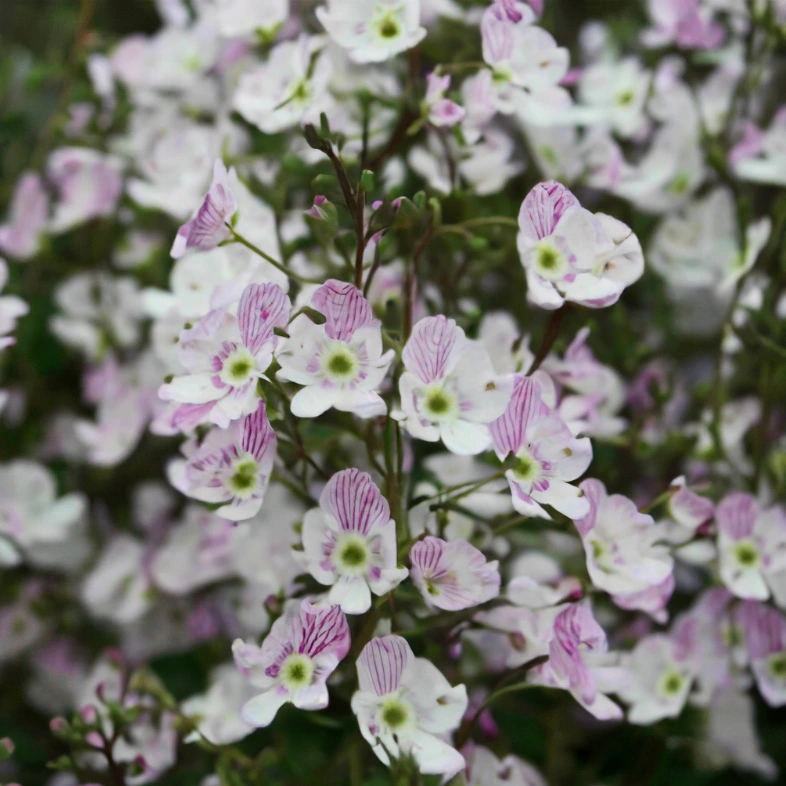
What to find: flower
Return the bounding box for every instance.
[716,492,786,603]
[409,536,500,611]
[398,315,512,455]
[574,479,674,617]
[0,258,28,351]
[298,468,407,614]
[233,36,333,134]
[352,634,468,778]
[171,160,237,258]
[233,600,350,727]
[170,400,277,521]
[317,0,427,63]
[464,745,547,786]
[211,0,289,38]
[276,280,394,418]
[529,601,626,720]
[181,664,256,746]
[0,172,48,260]
[480,1,570,120]
[0,460,88,571]
[424,72,465,127]
[618,634,696,724]
[739,601,786,707]
[160,282,291,429]
[47,148,123,233]
[490,375,592,519]
[149,506,237,595]
[517,181,644,310]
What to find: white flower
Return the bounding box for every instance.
[81,536,153,624]
[160,282,290,429]
[575,478,674,614]
[181,664,256,746]
[317,0,427,63]
[298,468,407,614]
[716,493,786,602]
[618,634,695,724]
[0,460,88,571]
[277,280,394,418]
[352,635,468,778]
[409,536,500,610]
[490,375,593,520]
[234,36,333,134]
[398,315,512,455]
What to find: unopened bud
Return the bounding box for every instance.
[49,717,69,736]
[85,731,104,749]
[80,704,98,724]
[0,737,14,762]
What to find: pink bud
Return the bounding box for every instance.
[80,704,98,723]
[85,731,104,749]
[0,738,14,754]
[49,717,68,735]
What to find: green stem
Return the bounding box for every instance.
[228,228,322,285]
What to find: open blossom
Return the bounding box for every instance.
[0,258,28,350]
[490,376,592,520]
[731,108,786,187]
[0,460,87,570]
[409,536,500,611]
[399,315,512,455]
[234,36,333,134]
[276,280,394,418]
[352,635,468,778]
[575,479,674,617]
[480,1,570,120]
[464,746,547,786]
[150,506,236,595]
[160,282,291,429]
[298,468,407,614]
[171,160,237,258]
[181,664,256,746]
[211,0,289,38]
[739,601,786,707]
[0,172,48,260]
[716,493,786,603]
[47,147,123,233]
[642,0,725,50]
[170,401,276,521]
[317,0,427,63]
[618,634,696,724]
[233,600,350,727]
[529,602,626,720]
[424,72,465,127]
[517,181,644,310]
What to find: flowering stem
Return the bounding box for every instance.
[227,228,322,285]
[527,305,568,375]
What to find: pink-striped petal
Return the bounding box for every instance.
[715,491,758,540]
[311,280,377,341]
[238,281,291,355]
[320,468,391,536]
[518,181,580,243]
[171,160,237,258]
[489,375,549,459]
[295,601,351,661]
[357,634,412,696]
[241,400,277,462]
[402,315,465,384]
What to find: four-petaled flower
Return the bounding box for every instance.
[351,634,468,778]
[233,600,350,727]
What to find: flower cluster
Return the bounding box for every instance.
[1,0,785,784]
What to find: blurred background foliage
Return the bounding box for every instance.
[0,1,785,785]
